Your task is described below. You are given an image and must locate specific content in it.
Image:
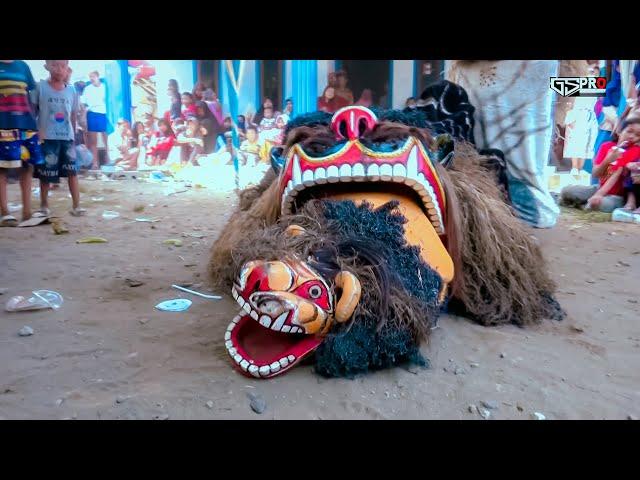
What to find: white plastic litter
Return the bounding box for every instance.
[155,298,192,312]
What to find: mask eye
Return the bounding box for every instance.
[309,285,322,299]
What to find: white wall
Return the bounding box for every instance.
[391,60,414,109]
[154,60,195,116]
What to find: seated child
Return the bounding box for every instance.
[147,119,176,166]
[238,126,261,167]
[176,117,204,166]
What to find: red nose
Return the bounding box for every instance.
[331,106,378,141]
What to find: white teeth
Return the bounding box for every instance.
[379,163,393,180]
[287,355,296,362]
[250,310,259,320]
[232,287,238,300]
[233,354,242,364]
[224,331,231,341]
[259,366,271,377]
[352,163,365,181]
[225,340,233,349]
[270,362,281,372]
[240,360,249,371]
[259,315,272,328]
[327,165,340,183]
[314,167,327,184]
[287,180,293,191]
[242,302,251,314]
[292,154,302,185]
[302,169,314,186]
[407,146,418,177]
[249,365,260,377]
[339,164,352,181]
[232,315,241,324]
[226,322,235,332]
[271,312,288,331]
[228,347,237,356]
[392,164,406,182]
[279,357,289,368]
[237,296,245,308]
[281,325,291,333]
[367,164,380,180]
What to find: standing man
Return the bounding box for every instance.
[82,70,108,169]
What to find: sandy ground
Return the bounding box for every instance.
[1,174,639,420]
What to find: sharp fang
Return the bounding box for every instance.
[367,163,380,180]
[302,169,314,186]
[352,163,365,181]
[314,167,327,184]
[339,164,352,182]
[271,312,288,331]
[379,163,393,180]
[259,315,272,328]
[240,360,249,371]
[392,164,407,182]
[279,357,289,368]
[281,325,291,333]
[224,331,231,341]
[270,362,281,372]
[233,354,243,364]
[249,365,260,377]
[250,310,259,320]
[292,154,302,185]
[327,165,340,183]
[407,145,418,178]
[287,355,296,362]
[259,366,271,376]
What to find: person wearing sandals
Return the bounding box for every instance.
[32,60,86,218]
[0,60,44,227]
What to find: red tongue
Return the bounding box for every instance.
[233,315,322,367]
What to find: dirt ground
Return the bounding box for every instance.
[1,174,639,420]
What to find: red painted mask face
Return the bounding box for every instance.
[278,106,447,235]
[225,255,361,379]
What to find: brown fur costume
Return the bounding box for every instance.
[209,122,562,327]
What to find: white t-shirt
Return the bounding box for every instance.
[82,82,106,114]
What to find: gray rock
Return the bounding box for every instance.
[479,408,491,419]
[115,396,127,404]
[18,326,34,337]
[499,353,506,358]
[247,392,266,414]
[206,401,214,409]
[481,400,499,410]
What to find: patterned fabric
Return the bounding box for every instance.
[0,129,43,168]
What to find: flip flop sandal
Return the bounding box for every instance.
[18,216,50,227]
[70,207,87,217]
[0,215,18,227]
[33,208,51,218]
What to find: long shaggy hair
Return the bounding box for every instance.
[209,111,564,331]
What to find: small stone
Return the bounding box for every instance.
[115,396,127,404]
[499,353,506,358]
[138,318,149,324]
[531,412,546,420]
[385,391,390,398]
[470,362,480,368]
[153,414,169,420]
[627,415,637,420]
[247,392,266,414]
[479,409,491,419]
[517,405,524,412]
[206,401,214,409]
[468,404,478,414]
[125,278,144,287]
[18,326,34,337]
[481,400,499,410]
[0,288,8,295]
[571,326,584,333]
[454,367,466,375]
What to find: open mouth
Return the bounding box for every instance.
[224,286,322,378]
[279,140,445,234]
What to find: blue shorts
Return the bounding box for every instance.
[34,140,77,183]
[87,111,107,132]
[0,129,44,168]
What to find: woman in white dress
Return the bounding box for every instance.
[563,96,598,175]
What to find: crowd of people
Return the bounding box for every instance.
[561,60,640,223]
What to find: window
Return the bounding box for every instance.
[260,60,284,111]
[198,60,219,93]
[415,60,445,96]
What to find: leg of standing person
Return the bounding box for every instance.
[101,132,109,164]
[0,169,9,218]
[87,132,98,169]
[19,164,32,221]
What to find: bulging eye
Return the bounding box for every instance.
[309,285,322,299]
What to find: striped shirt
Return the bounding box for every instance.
[0,60,37,130]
